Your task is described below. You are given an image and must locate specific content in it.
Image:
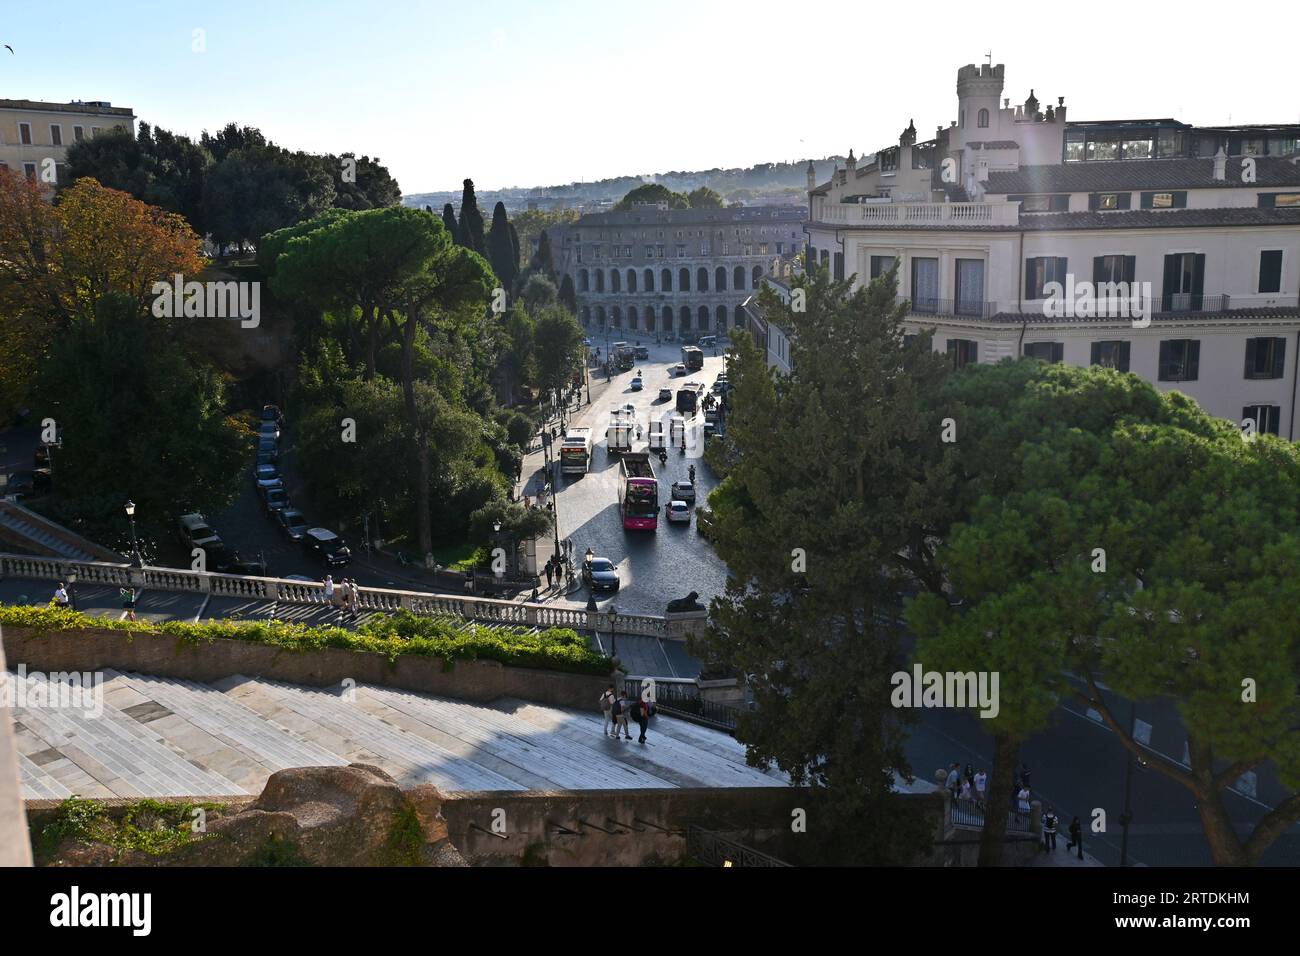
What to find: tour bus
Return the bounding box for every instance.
[618,452,659,531]
[606,407,637,455]
[698,335,716,350]
[559,427,593,475]
[681,345,704,370]
[676,381,705,413]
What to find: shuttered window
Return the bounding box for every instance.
[1259,250,1283,294]
[1091,341,1131,372]
[1244,337,1286,380]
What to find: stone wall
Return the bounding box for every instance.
[0,624,611,711]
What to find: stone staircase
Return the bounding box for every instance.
[11,670,785,800]
[0,501,119,563]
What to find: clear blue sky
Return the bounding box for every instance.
[6,1,1299,194]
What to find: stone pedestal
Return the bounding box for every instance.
[663,609,707,641]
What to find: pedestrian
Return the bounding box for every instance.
[52,582,70,609]
[120,586,137,622]
[1019,762,1032,791]
[544,555,554,589]
[323,574,335,607]
[599,685,616,736]
[973,768,988,808]
[959,777,972,801]
[1066,816,1084,859]
[1017,784,1031,815]
[345,579,360,620]
[634,695,652,744]
[964,762,975,788]
[946,762,961,797]
[1042,807,1059,853]
[613,694,632,740]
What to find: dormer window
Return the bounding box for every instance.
[977,109,989,128]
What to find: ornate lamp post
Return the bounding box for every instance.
[66,569,78,611]
[608,604,618,661]
[124,500,141,567]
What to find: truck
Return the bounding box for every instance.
[681,345,704,370]
[559,427,593,475]
[606,407,637,455]
[611,341,635,371]
[618,452,659,531]
[676,382,705,414]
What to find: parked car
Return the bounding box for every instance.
[670,480,696,505]
[256,448,276,468]
[582,556,620,592]
[258,421,281,443]
[275,507,309,541]
[257,437,279,462]
[215,552,268,576]
[630,375,643,391]
[658,387,673,402]
[177,512,224,553]
[633,345,649,359]
[262,404,284,427]
[666,500,691,523]
[253,463,281,489]
[302,527,351,567]
[671,363,686,377]
[262,485,290,515]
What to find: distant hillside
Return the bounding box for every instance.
[404,157,844,214]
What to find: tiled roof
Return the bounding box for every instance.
[986,157,1300,194]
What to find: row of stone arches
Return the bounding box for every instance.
[576,265,765,294]
[579,303,748,332]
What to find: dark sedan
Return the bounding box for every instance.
[275,507,309,541]
[302,527,351,567]
[582,556,620,592]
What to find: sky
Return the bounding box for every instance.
[5,0,1300,195]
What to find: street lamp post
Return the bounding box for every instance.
[493,519,504,582]
[608,604,618,661]
[66,569,78,612]
[124,500,141,567]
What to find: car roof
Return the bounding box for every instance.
[307,527,337,540]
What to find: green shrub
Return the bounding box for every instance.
[0,605,610,676]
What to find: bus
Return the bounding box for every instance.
[612,341,635,371]
[606,407,637,455]
[618,453,658,531]
[676,382,705,414]
[681,345,704,370]
[559,427,593,475]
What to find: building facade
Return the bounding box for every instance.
[0,99,136,184]
[805,63,1300,438]
[551,204,806,335]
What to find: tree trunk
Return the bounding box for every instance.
[978,732,1019,866]
[398,307,433,560]
[1188,735,1250,866]
[365,304,378,380]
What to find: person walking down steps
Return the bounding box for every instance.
[1066,816,1084,860]
[599,686,616,737]
[1042,807,1059,853]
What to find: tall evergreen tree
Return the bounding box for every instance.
[441,202,459,244]
[487,201,518,290]
[558,273,577,313]
[532,229,555,278]
[508,221,520,272]
[458,178,486,254]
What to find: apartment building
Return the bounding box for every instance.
[805,63,1300,438]
[0,98,136,184]
[551,203,806,335]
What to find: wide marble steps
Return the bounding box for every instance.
[9,669,786,799]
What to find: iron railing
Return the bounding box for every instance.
[618,675,746,732]
[949,798,1031,833]
[686,825,792,867]
[898,296,998,320]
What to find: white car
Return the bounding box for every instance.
[666,500,691,523]
[672,363,686,377]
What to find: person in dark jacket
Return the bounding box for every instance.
[1042,807,1058,852]
[634,696,652,744]
[1066,816,1084,859]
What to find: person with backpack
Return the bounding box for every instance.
[1066,816,1084,859]
[1042,807,1059,853]
[634,696,653,744]
[52,583,70,610]
[599,686,616,737]
[120,586,137,622]
[612,694,632,740]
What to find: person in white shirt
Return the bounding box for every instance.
[53,583,70,609]
[599,686,616,737]
[973,769,988,807]
[1017,786,1032,815]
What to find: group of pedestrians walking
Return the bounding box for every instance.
[323,574,361,621]
[945,759,1085,860]
[945,762,989,806]
[599,685,654,744]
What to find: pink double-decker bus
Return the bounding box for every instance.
[618,452,658,531]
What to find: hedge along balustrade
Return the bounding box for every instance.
[0,607,614,710]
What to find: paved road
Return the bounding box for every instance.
[547,341,731,617]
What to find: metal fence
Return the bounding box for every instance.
[618,676,746,732]
[949,798,1031,833]
[686,826,791,867]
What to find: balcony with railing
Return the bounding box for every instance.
[897,296,999,320]
[813,200,1020,228]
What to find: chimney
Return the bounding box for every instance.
[1213,147,1227,181]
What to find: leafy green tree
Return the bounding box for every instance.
[496,305,535,404]
[687,186,724,208]
[199,123,268,162]
[32,294,246,543]
[457,178,486,254]
[909,361,1300,865]
[487,201,518,290]
[691,270,954,864]
[469,498,554,559]
[614,183,689,210]
[532,306,584,394]
[520,274,558,314]
[328,153,402,210]
[203,144,335,252]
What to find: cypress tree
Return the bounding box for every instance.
[558,273,578,313]
[509,221,520,273]
[441,203,459,244]
[533,229,555,277]
[459,178,486,254]
[487,201,518,290]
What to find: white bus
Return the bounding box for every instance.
[559,427,593,475]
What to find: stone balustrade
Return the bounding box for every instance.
[0,552,694,638]
[814,200,1020,227]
